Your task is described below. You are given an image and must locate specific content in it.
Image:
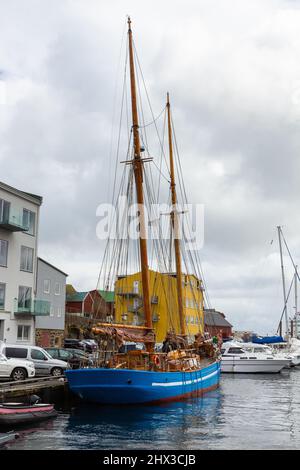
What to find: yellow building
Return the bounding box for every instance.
[115,270,204,342]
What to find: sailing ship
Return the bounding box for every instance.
[65,18,221,405]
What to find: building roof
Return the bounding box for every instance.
[38,257,68,277]
[0,180,43,205]
[66,291,89,302]
[204,309,232,328]
[98,290,115,303]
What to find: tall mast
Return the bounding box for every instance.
[166,93,186,336]
[277,226,289,338]
[295,266,298,338]
[127,18,152,332]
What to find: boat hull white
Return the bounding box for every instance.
[221,357,289,373]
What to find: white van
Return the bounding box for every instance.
[0,342,69,376]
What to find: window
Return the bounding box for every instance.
[54,283,61,296]
[43,279,50,294]
[22,209,35,235]
[0,240,8,267]
[0,283,5,309]
[46,349,57,358]
[0,199,10,223]
[228,348,245,355]
[18,286,32,310]
[50,306,54,317]
[17,325,30,341]
[59,350,71,360]
[5,346,28,358]
[20,246,34,272]
[31,349,47,360]
[0,239,8,267]
[57,307,62,317]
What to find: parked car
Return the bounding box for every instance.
[0,353,35,381]
[80,339,98,353]
[0,344,68,377]
[45,348,92,369]
[63,338,84,350]
[118,342,145,353]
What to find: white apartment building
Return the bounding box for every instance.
[0,180,46,344]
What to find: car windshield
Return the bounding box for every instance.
[41,349,54,360]
[0,353,7,361]
[72,350,88,357]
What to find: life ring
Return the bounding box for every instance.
[153,355,160,366]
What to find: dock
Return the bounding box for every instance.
[0,376,67,401]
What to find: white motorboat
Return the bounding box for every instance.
[270,339,300,366]
[221,342,290,373]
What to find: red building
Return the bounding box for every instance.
[204,308,233,340]
[65,285,114,321]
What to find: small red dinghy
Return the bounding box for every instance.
[0,396,57,426]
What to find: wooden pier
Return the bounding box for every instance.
[0,376,67,401]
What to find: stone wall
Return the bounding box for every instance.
[35,328,64,348]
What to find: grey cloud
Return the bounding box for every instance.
[0,0,300,335]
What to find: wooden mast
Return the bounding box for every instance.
[127,17,153,333]
[166,93,186,336]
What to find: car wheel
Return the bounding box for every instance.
[51,367,63,377]
[11,367,27,382]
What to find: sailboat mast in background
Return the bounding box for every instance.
[295,265,298,338]
[277,226,289,338]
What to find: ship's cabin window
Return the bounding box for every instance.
[227,347,245,355]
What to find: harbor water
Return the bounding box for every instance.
[4,369,300,450]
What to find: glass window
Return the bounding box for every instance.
[31,349,47,360]
[0,283,5,309]
[57,307,62,317]
[55,283,61,295]
[18,286,32,310]
[46,349,57,358]
[22,209,35,235]
[44,279,50,294]
[20,246,34,272]
[59,350,71,360]
[50,306,54,317]
[5,346,28,358]
[0,199,10,223]
[228,348,245,355]
[17,325,30,341]
[0,239,8,267]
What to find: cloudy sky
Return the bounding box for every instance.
[1,0,300,334]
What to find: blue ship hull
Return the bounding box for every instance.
[65,361,221,405]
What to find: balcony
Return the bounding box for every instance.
[115,288,141,298]
[14,299,51,316]
[0,209,29,232]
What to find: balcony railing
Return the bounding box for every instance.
[115,288,141,298]
[0,209,29,232]
[14,299,51,316]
